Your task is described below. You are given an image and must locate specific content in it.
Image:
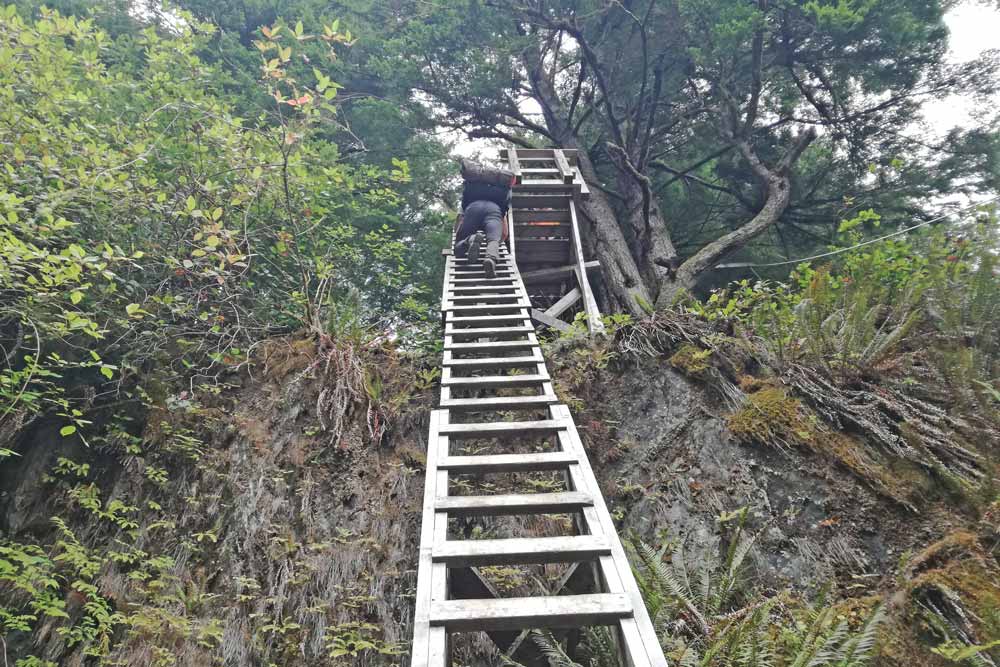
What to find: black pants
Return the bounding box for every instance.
[455,200,503,255]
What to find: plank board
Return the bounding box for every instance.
[429,594,631,632]
[437,419,566,438]
[513,210,570,222]
[439,394,558,411]
[512,194,573,209]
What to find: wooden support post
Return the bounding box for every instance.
[568,201,604,334]
[531,308,573,332]
[545,287,581,319]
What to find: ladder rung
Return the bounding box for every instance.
[440,394,557,411]
[446,313,527,323]
[437,418,564,438]
[448,285,519,292]
[451,264,514,272]
[433,535,610,567]
[435,491,592,516]
[430,593,632,632]
[440,374,549,388]
[451,277,518,284]
[452,258,512,265]
[438,450,577,472]
[444,339,535,350]
[449,294,523,302]
[443,356,538,368]
[452,253,510,261]
[444,304,531,314]
[447,325,535,338]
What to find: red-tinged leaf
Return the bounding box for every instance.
[285,94,313,107]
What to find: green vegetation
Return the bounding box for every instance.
[0,1,998,666]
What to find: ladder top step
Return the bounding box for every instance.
[438,450,578,472]
[433,535,610,567]
[438,419,565,437]
[430,593,632,632]
[435,491,593,516]
[439,394,557,411]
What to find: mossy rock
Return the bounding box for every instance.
[668,343,713,375]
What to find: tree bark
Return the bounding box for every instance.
[617,174,679,303]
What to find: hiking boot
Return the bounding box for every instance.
[483,239,500,278]
[466,231,484,263]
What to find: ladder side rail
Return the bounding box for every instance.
[555,404,666,667]
[507,147,523,184]
[553,149,575,183]
[507,208,517,262]
[412,409,447,667]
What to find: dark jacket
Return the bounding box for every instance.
[462,180,511,215]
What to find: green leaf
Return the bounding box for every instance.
[212,207,223,221]
[60,425,77,437]
[100,366,114,380]
[126,303,141,316]
[70,291,83,304]
[186,195,196,211]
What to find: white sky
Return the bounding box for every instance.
[921,2,1000,137]
[452,2,1000,158]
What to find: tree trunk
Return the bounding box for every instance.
[618,175,679,304]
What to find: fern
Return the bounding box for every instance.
[630,533,886,667]
[532,630,583,667]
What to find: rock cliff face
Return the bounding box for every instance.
[1,331,997,666]
[568,355,944,591]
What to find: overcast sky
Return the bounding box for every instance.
[921,2,1000,137]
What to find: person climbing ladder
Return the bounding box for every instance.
[453,159,515,278]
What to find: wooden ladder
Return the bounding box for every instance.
[410,244,667,667]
